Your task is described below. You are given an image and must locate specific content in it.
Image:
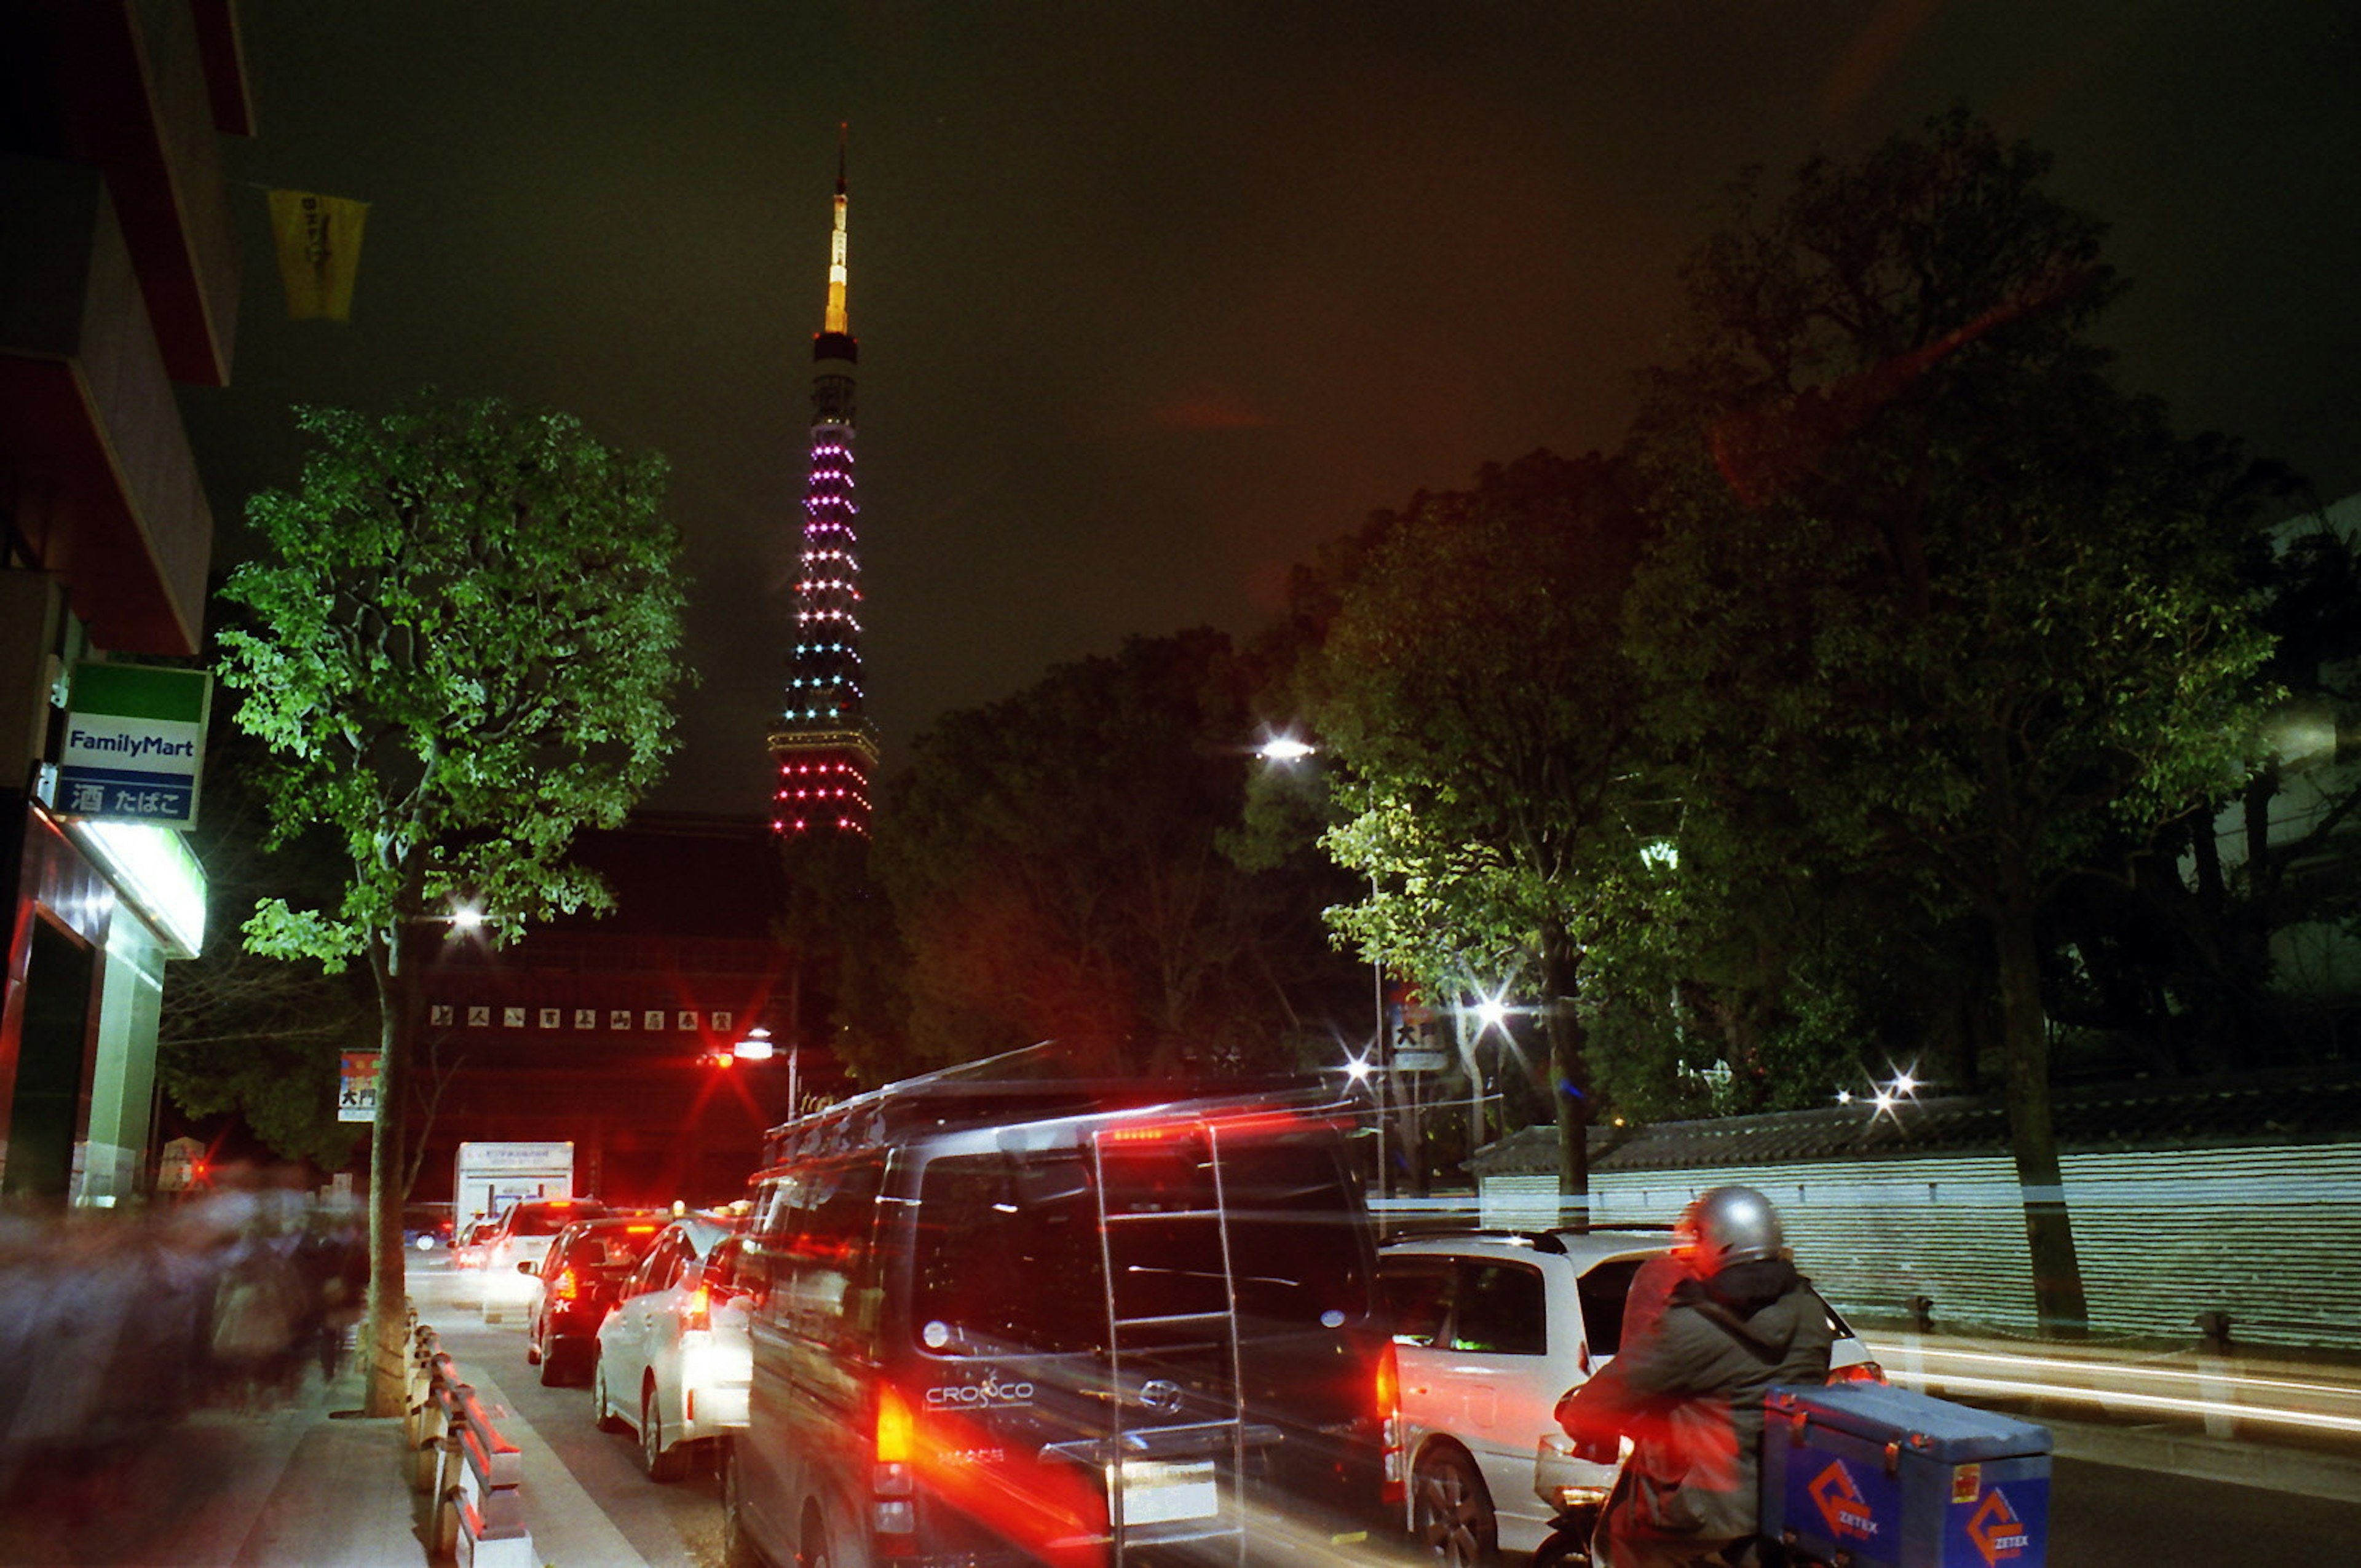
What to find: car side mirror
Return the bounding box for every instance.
[518,1260,537,1275]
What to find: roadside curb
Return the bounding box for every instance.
[2041,1414,2361,1504]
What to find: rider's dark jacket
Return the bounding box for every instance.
[1557,1259,1834,1552]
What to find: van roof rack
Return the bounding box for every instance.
[757,1052,1342,1167]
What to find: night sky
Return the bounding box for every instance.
[179,1,2360,816]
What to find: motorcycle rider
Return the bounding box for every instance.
[1555,1186,1832,1567]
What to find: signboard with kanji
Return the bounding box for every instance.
[339,1051,380,1122]
[57,663,212,828]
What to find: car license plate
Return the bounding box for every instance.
[1119,1459,1218,1524]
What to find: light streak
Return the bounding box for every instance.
[1884,1369,2361,1438]
[1901,1345,2361,1401]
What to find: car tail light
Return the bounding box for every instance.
[1375,1342,1404,1503]
[873,1385,917,1542]
[1829,1360,1886,1385]
[684,1282,711,1332]
[552,1269,580,1302]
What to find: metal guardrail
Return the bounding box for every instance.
[406,1311,537,1568]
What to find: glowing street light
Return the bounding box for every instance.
[734,1025,776,1062]
[1257,735,1315,763]
[449,904,484,930]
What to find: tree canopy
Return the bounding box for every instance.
[1289,450,1658,1208]
[1618,109,2283,1333]
[219,397,689,959]
[1270,112,2298,1333]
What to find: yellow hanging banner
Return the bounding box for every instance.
[266,189,370,321]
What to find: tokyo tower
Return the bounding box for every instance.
[769,131,877,835]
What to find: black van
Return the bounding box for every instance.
[721,1075,1399,1568]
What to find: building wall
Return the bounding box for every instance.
[1482,1143,2361,1351]
[79,908,166,1200]
[0,1,248,1202]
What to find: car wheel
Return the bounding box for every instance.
[537,1339,564,1385]
[525,1327,542,1366]
[643,1382,686,1482]
[1413,1446,1498,1567]
[721,1441,769,1568]
[593,1354,627,1433]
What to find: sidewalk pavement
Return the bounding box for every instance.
[0,1357,422,1568]
[233,1331,656,1568]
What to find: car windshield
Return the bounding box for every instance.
[912,1130,1369,1355]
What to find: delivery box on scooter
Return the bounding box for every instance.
[1760,1382,2051,1568]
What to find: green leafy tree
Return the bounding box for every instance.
[215,395,689,1412]
[875,629,1358,1078]
[1291,451,1657,1215]
[1624,110,2280,1334]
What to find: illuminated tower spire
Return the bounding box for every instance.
[769,126,877,835]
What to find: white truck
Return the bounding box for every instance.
[453,1140,575,1229]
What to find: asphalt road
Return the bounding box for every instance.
[413,1257,2361,1567]
[2047,1454,2359,1564]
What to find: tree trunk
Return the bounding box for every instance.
[363,923,414,1416]
[1540,923,1590,1229]
[1992,878,2089,1339]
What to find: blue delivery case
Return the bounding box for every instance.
[1760,1382,2051,1568]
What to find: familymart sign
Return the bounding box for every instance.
[58,663,211,829]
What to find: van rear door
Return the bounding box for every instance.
[903,1115,1386,1558]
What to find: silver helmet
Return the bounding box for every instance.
[1680,1185,1786,1276]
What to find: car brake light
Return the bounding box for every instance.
[1376,1342,1404,1503]
[873,1386,916,1538]
[553,1269,579,1301]
[1099,1122,1180,1144]
[1829,1360,1886,1385]
[684,1282,711,1332]
[876,1385,915,1464]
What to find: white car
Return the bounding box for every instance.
[477,1197,609,1320]
[1376,1229,1879,1564]
[592,1215,749,1481]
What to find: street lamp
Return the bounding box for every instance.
[737,1023,804,1123]
[1255,731,1392,1200]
